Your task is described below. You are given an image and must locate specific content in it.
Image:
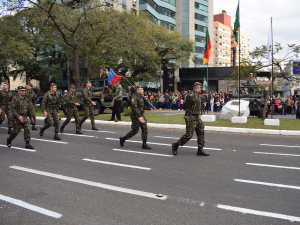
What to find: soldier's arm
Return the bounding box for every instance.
[41,93,48,112]
[28,101,35,119]
[131,96,142,118]
[11,97,19,118]
[143,98,151,110]
[83,89,93,104]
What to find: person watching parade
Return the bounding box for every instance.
[7,86,35,149]
[0,82,13,134]
[40,83,62,140]
[25,83,38,131]
[172,82,209,156]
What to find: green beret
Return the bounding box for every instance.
[3,82,9,86]
[27,83,33,87]
[50,83,57,87]
[194,82,202,87]
[135,85,143,89]
[18,86,26,90]
[70,84,76,88]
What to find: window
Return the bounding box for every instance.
[195,57,203,65]
[195,2,208,12]
[195,13,208,22]
[196,47,204,54]
[195,35,205,43]
[195,24,207,32]
[144,11,176,30]
[140,0,176,19]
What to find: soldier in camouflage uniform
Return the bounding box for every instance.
[25,83,37,130]
[120,86,154,149]
[7,86,35,149]
[0,82,13,134]
[60,85,82,134]
[79,81,99,130]
[172,82,209,156]
[40,83,62,140]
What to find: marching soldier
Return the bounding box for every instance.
[0,82,13,134]
[79,81,99,130]
[172,82,209,156]
[7,86,35,149]
[39,83,62,140]
[60,85,82,134]
[119,86,153,149]
[109,80,123,122]
[25,83,38,130]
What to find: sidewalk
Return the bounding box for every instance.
[36,117,300,136]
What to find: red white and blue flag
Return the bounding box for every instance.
[108,68,122,88]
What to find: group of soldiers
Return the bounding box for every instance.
[1,80,209,156]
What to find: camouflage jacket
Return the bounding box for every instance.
[184,91,206,116]
[25,90,36,106]
[11,95,34,123]
[130,92,150,118]
[42,91,60,112]
[65,92,79,108]
[0,90,13,108]
[82,87,93,106]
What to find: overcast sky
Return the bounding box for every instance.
[213,0,300,60]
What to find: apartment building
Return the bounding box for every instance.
[231,30,250,66]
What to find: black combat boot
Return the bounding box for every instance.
[8,127,12,134]
[25,141,34,149]
[172,143,179,155]
[7,138,12,148]
[119,137,127,147]
[32,124,38,130]
[60,125,65,133]
[92,124,99,131]
[39,127,44,137]
[79,121,83,130]
[197,147,209,156]
[142,140,151,149]
[54,132,61,140]
[76,128,82,134]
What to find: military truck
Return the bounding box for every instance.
[231,82,268,118]
[62,79,129,116]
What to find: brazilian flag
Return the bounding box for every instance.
[233,4,240,44]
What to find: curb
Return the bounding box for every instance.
[36,117,300,136]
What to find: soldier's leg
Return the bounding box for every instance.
[73,108,82,134]
[90,106,95,125]
[80,106,89,124]
[52,111,60,133]
[195,119,208,156]
[43,111,53,130]
[177,119,196,146]
[124,119,140,139]
[8,123,22,141]
[0,108,5,125]
[31,109,37,130]
[6,108,13,128]
[140,119,148,141]
[23,122,31,142]
[62,109,72,127]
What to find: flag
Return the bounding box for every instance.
[108,68,123,88]
[266,22,272,65]
[233,4,240,44]
[203,29,212,65]
[203,76,208,91]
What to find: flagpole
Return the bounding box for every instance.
[271,17,273,119]
[238,0,240,116]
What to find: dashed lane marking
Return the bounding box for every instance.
[113,149,174,157]
[10,166,167,200]
[217,204,300,222]
[0,194,62,219]
[254,152,300,157]
[106,138,222,151]
[246,163,300,170]
[0,144,36,152]
[60,133,96,138]
[234,179,300,190]
[81,129,116,133]
[154,136,197,141]
[83,158,151,170]
[260,144,300,148]
[31,138,68,144]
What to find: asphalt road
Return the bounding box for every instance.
[0,120,299,224]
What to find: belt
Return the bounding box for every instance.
[184,115,199,119]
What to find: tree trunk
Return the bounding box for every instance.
[87,57,92,80]
[74,47,81,88]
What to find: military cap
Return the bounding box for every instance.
[18,86,26,90]
[3,82,9,86]
[194,82,202,87]
[86,80,91,84]
[27,83,33,87]
[70,84,76,88]
[50,83,57,87]
[135,85,143,89]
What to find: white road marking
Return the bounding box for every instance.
[113,149,174,157]
[217,204,300,222]
[0,194,62,219]
[81,129,116,133]
[234,179,300,190]
[31,138,68,144]
[106,138,221,151]
[0,127,8,129]
[254,152,300,157]
[260,144,300,148]
[163,114,183,115]
[60,133,95,138]
[0,144,36,152]
[83,158,151,170]
[154,136,197,141]
[246,163,300,170]
[10,166,167,200]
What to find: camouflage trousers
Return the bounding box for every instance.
[43,109,60,133]
[177,118,205,148]
[63,107,80,128]
[29,108,36,125]
[80,106,95,125]
[125,116,148,141]
[9,121,30,142]
[0,106,12,127]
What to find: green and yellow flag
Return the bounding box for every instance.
[233,4,240,44]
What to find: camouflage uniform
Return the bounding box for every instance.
[124,92,150,141]
[25,90,36,125]
[42,91,60,133]
[0,89,13,128]
[9,95,34,142]
[177,91,206,148]
[80,87,95,125]
[62,92,80,128]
